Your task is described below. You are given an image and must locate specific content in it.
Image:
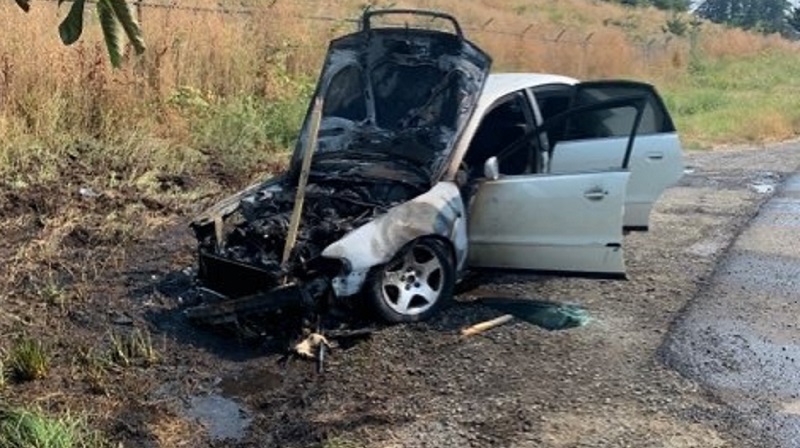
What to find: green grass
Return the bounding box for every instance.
[188,93,308,176]
[662,50,800,148]
[0,407,105,448]
[8,338,49,382]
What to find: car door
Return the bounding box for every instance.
[541,81,684,230]
[467,97,645,277]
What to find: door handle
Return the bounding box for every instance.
[584,189,608,201]
[646,152,664,161]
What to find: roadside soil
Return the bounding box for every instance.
[2,141,800,447]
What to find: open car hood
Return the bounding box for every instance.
[290,11,492,182]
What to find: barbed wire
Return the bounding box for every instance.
[36,0,679,49]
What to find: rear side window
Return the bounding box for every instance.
[567,84,674,139]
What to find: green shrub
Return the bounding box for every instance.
[188,93,308,173]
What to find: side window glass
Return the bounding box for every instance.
[323,65,367,122]
[566,85,674,140]
[534,92,571,121]
[465,93,531,177]
[556,103,642,168]
[563,104,638,140]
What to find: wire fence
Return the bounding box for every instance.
[41,0,682,46]
[38,0,688,75]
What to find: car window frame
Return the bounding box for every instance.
[494,95,648,175]
[463,90,539,177]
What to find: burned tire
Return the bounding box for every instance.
[366,238,455,323]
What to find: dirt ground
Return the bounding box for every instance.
[2,141,800,447]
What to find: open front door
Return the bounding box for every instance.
[467,96,645,277]
[546,81,684,230]
[468,171,630,276]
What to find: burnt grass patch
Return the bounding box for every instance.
[0,171,401,447]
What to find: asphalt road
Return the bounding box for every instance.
[664,168,800,447]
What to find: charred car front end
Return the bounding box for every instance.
[187,10,491,324]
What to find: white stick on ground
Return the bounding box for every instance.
[460,314,514,337]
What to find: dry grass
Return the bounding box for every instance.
[146,411,200,448]
[108,328,159,368]
[2,0,797,173]
[0,355,6,390]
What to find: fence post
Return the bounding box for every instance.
[520,24,533,39]
[135,0,143,23]
[580,32,593,76]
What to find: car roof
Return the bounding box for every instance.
[479,73,579,110]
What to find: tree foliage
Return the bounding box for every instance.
[695,0,791,34]
[604,0,691,12]
[789,6,800,32]
[12,0,145,67]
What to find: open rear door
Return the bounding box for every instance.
[547,81,684,230]
[468,97,645,277]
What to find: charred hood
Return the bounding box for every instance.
[290,22,492,182]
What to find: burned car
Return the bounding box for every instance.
[187,9,684,327]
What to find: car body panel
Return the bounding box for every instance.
[549,133,684,228]
[321,181,467,297]
[548,80,684,229]
[467,170,630,274]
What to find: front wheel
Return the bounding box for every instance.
[366,238,455,323]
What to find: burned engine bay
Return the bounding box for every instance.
[192,152,430,299]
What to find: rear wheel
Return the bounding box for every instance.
[367,238,455,323]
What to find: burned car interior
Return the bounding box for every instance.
[462,95,646,181]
